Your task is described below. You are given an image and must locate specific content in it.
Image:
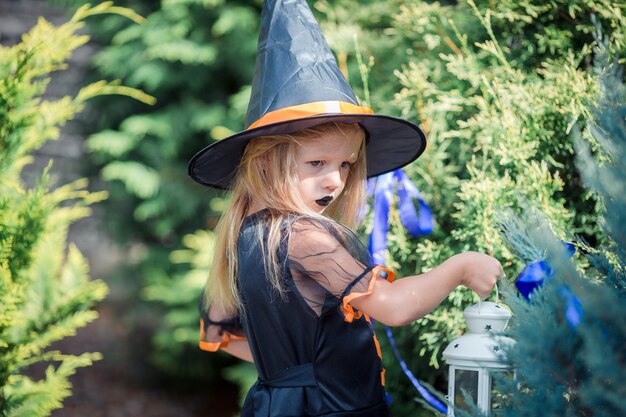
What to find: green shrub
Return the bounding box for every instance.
[0,4,150,416]
[466,49,626,417]
[298,1,624,415]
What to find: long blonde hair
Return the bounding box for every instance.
[205,122,367,315]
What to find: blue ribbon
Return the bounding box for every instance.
[515,242,584,328]
[515,260,553,300]
[368,169,433,265]
[385,327,448,414]
[367,169,445,413]
[560,287,583,328]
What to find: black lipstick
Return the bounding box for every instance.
[315,196,333,207]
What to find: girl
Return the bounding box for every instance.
[187,1,503,415]
[193,122,502,417]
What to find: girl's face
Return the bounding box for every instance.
[294,131,362,213]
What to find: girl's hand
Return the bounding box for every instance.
[452,252,504,299]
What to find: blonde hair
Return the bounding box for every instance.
[205,122,367,315]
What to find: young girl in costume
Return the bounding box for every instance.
[187,1,503,416]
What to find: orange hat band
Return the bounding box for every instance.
[247,100,374,130]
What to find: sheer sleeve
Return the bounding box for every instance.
[199,297,246,352]
[287,217,394,320]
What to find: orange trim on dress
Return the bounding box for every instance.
[199,319,247,352]
[365,313,387,387]
[370,318,383,359]
[247,100,374,130]
[342,266,395,323]
[341,266,394,388]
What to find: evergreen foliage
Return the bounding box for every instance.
[0,4,150,416]
[142,229,236,378]
[79,0,261,244]
[341,2,623,414]
[59,0,625,415]
[468,50,626,417]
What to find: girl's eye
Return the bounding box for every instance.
[341,161,352,168]
[309,161,324,167]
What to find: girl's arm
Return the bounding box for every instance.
[221,339,254,363]
[202,302,253,362]
[350,252,503,327]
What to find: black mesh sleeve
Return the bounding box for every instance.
[287,217,376,316]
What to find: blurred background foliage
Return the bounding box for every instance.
[52,0,263,383]
[50,0,626,415]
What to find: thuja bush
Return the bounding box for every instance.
[317,1,624,415]
[0,4,149,416]
[461,52,626,417]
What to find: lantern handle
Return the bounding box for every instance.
[495,281,500,305]
[476,282,501,314]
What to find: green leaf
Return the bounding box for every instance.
[146,40,217,64]
[101,161,160,199]
[86,129,138,157]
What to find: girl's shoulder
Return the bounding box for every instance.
[240,209,369,264]
[286,215,371,267]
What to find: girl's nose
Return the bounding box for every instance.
[323,168,343,191]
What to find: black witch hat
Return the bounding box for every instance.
[188,0,426,189]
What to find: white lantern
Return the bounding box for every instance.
[442,302,515,416]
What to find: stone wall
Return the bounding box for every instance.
[0,0,123,277]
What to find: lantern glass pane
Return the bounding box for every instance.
[490,371,514,411]
[454,369,479,412]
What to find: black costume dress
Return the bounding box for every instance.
[200,209,395,417]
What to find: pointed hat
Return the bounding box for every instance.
[188,0,426,189]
